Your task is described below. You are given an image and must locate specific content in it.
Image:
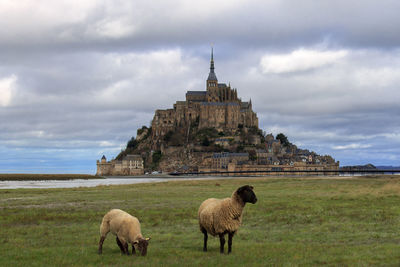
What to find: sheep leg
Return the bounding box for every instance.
[228,231,235,254]
[123,242,130,255]
[201,227,208,252]
[218,233,226,254]
[98,236,105,254]
[118,236,130,255]
[132,244,136,255]
[116,237,125,254]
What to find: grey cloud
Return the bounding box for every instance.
[2,1,400,53]
[1,0,400,172]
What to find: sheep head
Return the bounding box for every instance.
[237,185,257,204]
[134,237,150,256]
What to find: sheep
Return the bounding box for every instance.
[198,185,257,254]
[98,209,151,256]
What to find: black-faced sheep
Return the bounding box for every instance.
[198,185,257,254]
[98,209,150,256]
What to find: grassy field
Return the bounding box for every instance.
[0,174,99,181]
[1,176,400,266]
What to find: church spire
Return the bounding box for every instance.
[207,46,218,81]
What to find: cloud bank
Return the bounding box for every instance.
[1,0,400,173]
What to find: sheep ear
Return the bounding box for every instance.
[249,186,254,190]
[133,241,139,244]
[238,185,249,193]
[145,237,151,241]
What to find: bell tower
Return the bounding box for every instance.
[206,47,219,102]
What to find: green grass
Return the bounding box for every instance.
[1,176,400,266]
[0,174,100,181]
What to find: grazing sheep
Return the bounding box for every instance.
[98,209,150,256]
[198,185,257,254]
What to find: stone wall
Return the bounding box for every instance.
[222,162,340,176]
[96,155,144,176]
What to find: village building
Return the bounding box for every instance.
[96,155,144,176]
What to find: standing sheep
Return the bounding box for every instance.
[198,185,257,254]
[98,209,151,256]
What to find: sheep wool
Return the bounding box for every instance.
[98,209,150,256]
[198,185,257,254]
[198,190,244,236]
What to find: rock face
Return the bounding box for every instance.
[96,49,340,175]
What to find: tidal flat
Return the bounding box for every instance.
[0,176,399,266]
[0,174,98,181]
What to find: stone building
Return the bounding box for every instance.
[211,152,249,169]
[226,161,340,176]
[151,49,258,149]
[96,155,144,176]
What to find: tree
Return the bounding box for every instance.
[276,133,290,147]
[202,136,210,146]
[127,137,138,149]
[163,130,174,142]
[249,150,257,161]
[137,125,148,136]
[152,151,162,165]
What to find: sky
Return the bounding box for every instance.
[0,0,399,174]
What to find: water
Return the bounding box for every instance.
[0,176,234,189]
[2,174,396,189]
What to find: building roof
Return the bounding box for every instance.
[123,154,143,161]
[208,72,217,81]
[215,138,231,141]
[207,47,218,81]
[201,102,239,106]
[186,91,207,95]
[241,102,250,109]
[218,83,227,88]
[213,152,249,158]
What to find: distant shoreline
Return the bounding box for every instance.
[1,172,399,182]
[0,174,99,181]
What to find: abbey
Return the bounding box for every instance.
[151,49,258,149]
[97,49,339,176]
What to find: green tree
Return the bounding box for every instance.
[249,150,257,161]
[137,126,148,136]
[202,136,210,146]
[276,133,290,147]
[152,151,162,165]
[163,130,174,142]
[127,137,138,149]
